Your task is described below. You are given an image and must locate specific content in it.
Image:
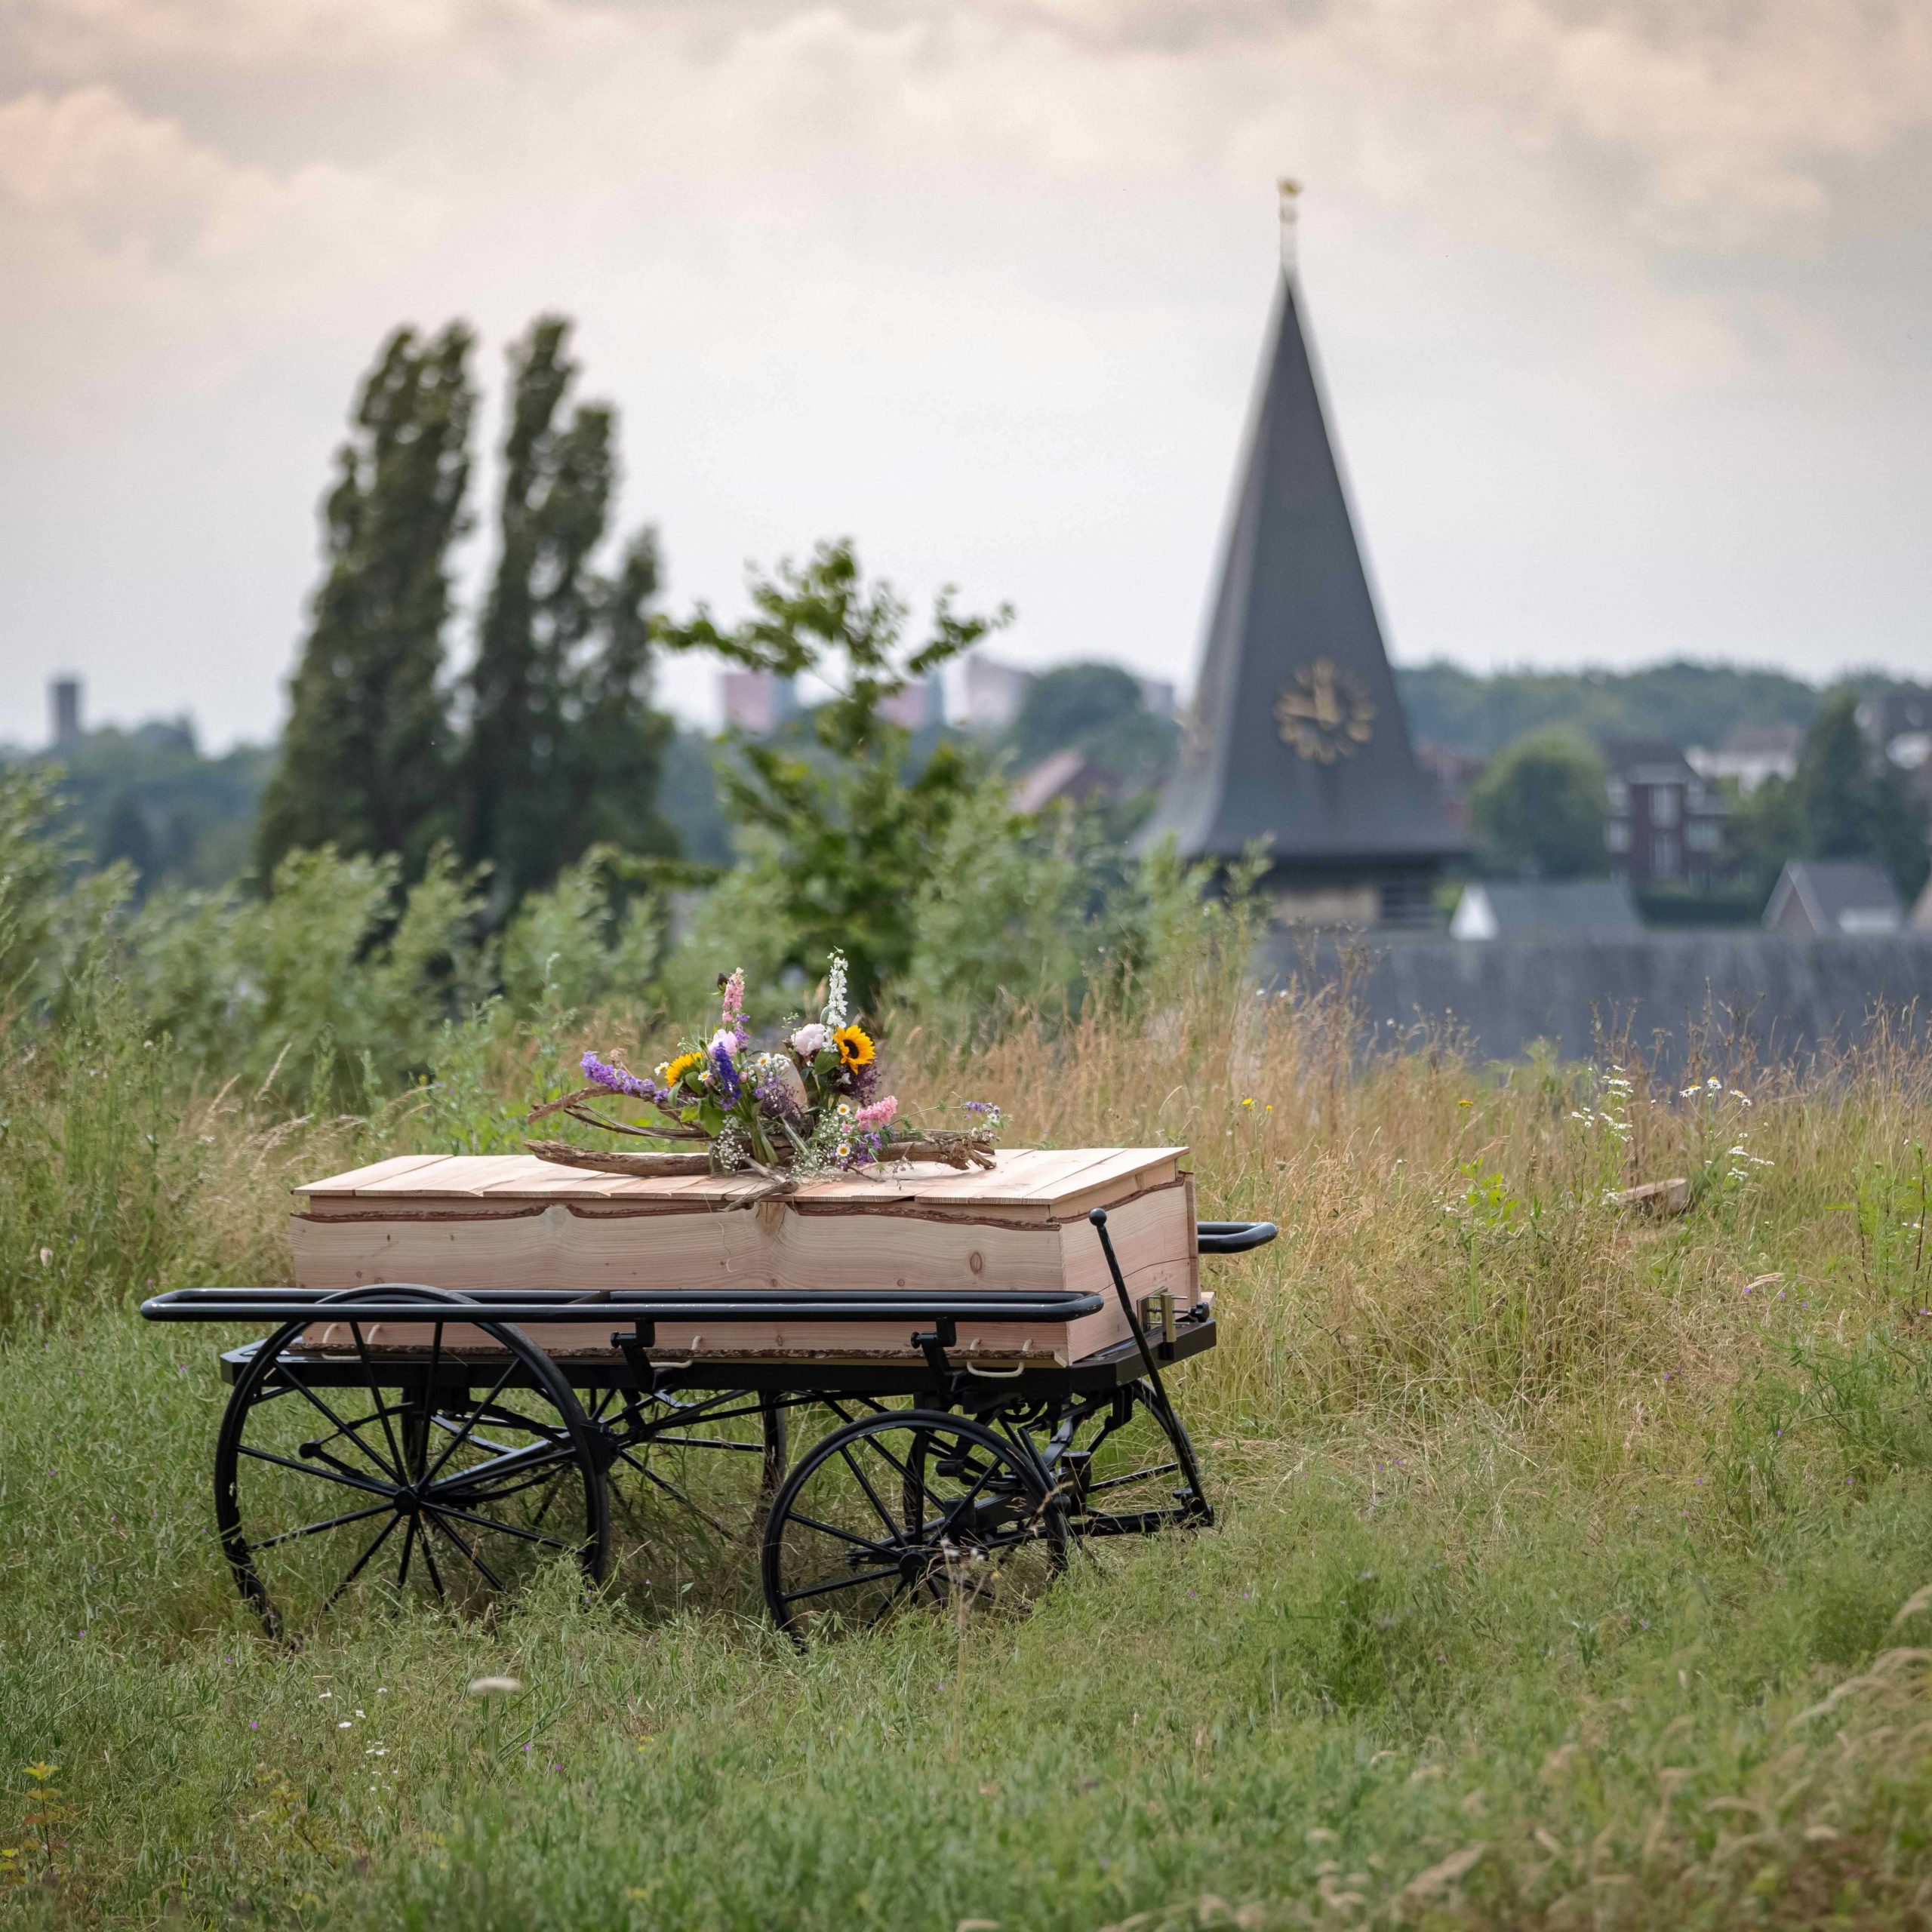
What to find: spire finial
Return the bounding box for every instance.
[1277,177,1302,278]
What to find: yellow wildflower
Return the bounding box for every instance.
[833,1025,874,1070]
[663,1051,705,1087]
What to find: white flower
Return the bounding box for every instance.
[823,950,850,1029]
[791,1023,831,1058]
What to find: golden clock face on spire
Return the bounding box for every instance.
[1275,657,1375,762]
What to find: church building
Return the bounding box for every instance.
[1140,188,1465,924]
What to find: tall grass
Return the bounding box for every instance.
[11,907,1932,1924]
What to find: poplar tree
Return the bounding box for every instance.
[464,318,673,915]
[257,324,475,879]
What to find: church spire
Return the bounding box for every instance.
[1139,189,1464,923]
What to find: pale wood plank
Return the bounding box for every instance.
[295,1153,451,1197]
[352,1155,553,1197]
[1034,1148,1186,1208]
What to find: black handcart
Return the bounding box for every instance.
[141,1211,1276,1640]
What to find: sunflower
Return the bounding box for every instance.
[833,1024,874,1071]
[661,1051,706,1087]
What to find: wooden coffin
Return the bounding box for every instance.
[289,1149,1198,1366]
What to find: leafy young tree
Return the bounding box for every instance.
[464,318,675,918]
[657,540,1009,1009]
[1471,730,1609,878]
[257,323,475,881]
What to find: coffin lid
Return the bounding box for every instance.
[294,1149,1185,1217]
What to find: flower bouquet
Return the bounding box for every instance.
[525,952,999,1203]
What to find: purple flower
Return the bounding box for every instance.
[710,1043,742,1103]
[580,1051,666,1103]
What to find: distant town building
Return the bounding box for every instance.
[964,655,1034,732]
[1451,878,1641,943]
[720,671,799,737]
[1012,749,1115,816]
[1138,188,1465,925]
[49,676,82,747]
[1600,737,1725,888]
[877,677,943,733]
[1764,859,1903,937]
[1687,722,1802,796]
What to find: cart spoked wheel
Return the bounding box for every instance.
[1041,1380,1214,1539]
[595,1387,787,1558]
[761,1408,1066,1641]
[214,1292,608,1639]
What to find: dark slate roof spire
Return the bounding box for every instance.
[1140,190,1463,871]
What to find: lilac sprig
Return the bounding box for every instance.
[710,1043,743,1104]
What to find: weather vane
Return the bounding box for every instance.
[1278,177,1302,276]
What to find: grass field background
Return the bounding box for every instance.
[9,973,1932,1927]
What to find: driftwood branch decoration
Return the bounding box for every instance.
[522,1129,998,1208]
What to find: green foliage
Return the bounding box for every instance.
[1398,657,1820,757]
[899,777,1116,1035]
[465,318,677,918]
[1008,661,1145,765]
[1470,728,1609,878]
[657,540,1009,1010]
[1789,691,1928,897]
[126,846,493,1106]
[1727,694,1931,902]
[257,323,477,881]
[0,766,71,1006]
[10,722,273,897]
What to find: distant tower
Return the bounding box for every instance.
[50,677,82,747]
[1139,185,1464,924]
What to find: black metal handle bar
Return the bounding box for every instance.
[140,1285,1106,1326]
[1195,1220,1277,1254]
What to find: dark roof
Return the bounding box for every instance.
[1455,878,1640,940]
[1599,736,1694,781]
[1766,859,1903,934]
[1138,270,1463,868]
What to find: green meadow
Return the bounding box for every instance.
[10,934,1932,1930]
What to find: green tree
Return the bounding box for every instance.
[1471,731,1609,878]
[1788,692,1928,896]
[464,318,673,917]
[657,540,1008,1008]
[257,323,475,880]
[1009,663,1142,764]
[1005,662,1177,815]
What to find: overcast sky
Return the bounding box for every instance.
[2,0,1928,749]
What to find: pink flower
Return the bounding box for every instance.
[790,1023,831,1059]
[853,1095,898,1131]
[718,968,749,1045]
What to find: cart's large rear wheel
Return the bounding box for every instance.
[761,1408,1066,1641]
[214,1300,608,1639]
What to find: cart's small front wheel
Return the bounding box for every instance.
[761,1408,1066,1641]
[214,1298,608,1639]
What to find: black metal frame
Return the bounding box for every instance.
[141,1214,1276,1638]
